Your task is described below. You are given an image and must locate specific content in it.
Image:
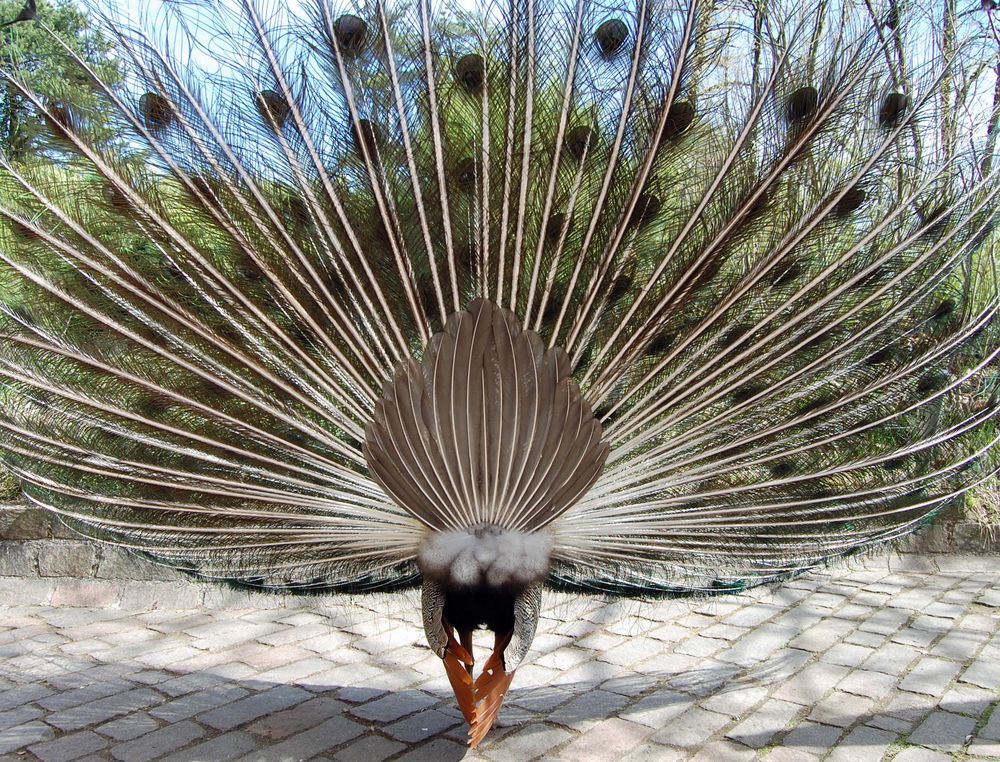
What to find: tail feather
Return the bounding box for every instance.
[0,0,997,590]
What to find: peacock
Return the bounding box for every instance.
[1,0,998,745]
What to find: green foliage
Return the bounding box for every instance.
[0,0,121,161]
[0,467,17,499]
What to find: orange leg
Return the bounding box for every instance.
[460,630,474,676]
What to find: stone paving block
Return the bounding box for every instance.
[845,630,887,648]
[384,708,460,743]
[788,619,853,652]
[701,686,769,719]
[765,748,819,762]
[825,724,896,762]
[899,657,962,696]
[0,720,55,754]
[620,743,685,761]
[938,683,995,718]
[675,635,725,658]
[234,715,364,761]
[892,627,938,649]
[151,685,250,723]
[557,717,652,761]
[110,720,205,762]
[722,604,782,627]
[251,657,337,685]
[597,636,667,667]
[772,662,849,705]
[979,705,1000,740]
[716,624,797,666]
[0,705,42,731]
[781,721,843,755]
[45,688,162,732]
[822,642,874,667]
[961,656,1000,690]
[931,629,989,661]
[349,690,437,723]
[857,607,910,635]
[617,689,692,729]
[548,689,630,731]
[967,739,1000,759]
[197,685,312,731]
[863,642,922,675]
[508,686,574,712]
[160,730,259,762]
[688,739,756,762]
[837,669,898,701]
[725,699,801,749]
[807,690,875,728]
[331,733,407,762]
[0,683,53,712]
[28,730,108,762]
[891,747,953,762]
[650,706,731,748]
[907,709,977,752]
[393,737,468,761]
[247,696,347,740]
[95,712,161,741]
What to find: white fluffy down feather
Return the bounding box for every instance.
[417,525,553,588]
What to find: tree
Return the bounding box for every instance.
[0,0,120,161]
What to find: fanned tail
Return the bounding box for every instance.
[0,0,996,593]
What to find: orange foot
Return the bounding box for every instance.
[440,627,517,748]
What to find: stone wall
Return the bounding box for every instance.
[3,501,999,583]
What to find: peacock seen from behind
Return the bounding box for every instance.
[1,0,998,745]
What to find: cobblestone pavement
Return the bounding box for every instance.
[0,554,998,761]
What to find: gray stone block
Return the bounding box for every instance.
[37,542,96,578]
[95,547,186,582]
[0,542,36,576]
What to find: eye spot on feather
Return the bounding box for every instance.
[44,102,74,139]
[721,323,751,349]
[139,92,173,130]
[351,118,380,157]
[102,183,131,212]
[565,125,595,161]
[865,345,897,365]
[770,460,796,479]
[645,330,675,357]
[919,205,950,237]
[607,274,632,305]
[798,395,829,416]
[595,18,628,56]
[932,299,955,321]
[833,186,866,217]
[333,14,368,57]
[255,89,290,130]
[772,258,802,287]
[629,193,661,228]
[879,92,908,128]
[454,157,477,193]
[917,368,950,395]
[455,53,485,94]
[731,383,763,404]
[545,212,572,243]
[785,86,819,122]
[739,190,769,223]
[660,100,695,143]
[883,455,908,471]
